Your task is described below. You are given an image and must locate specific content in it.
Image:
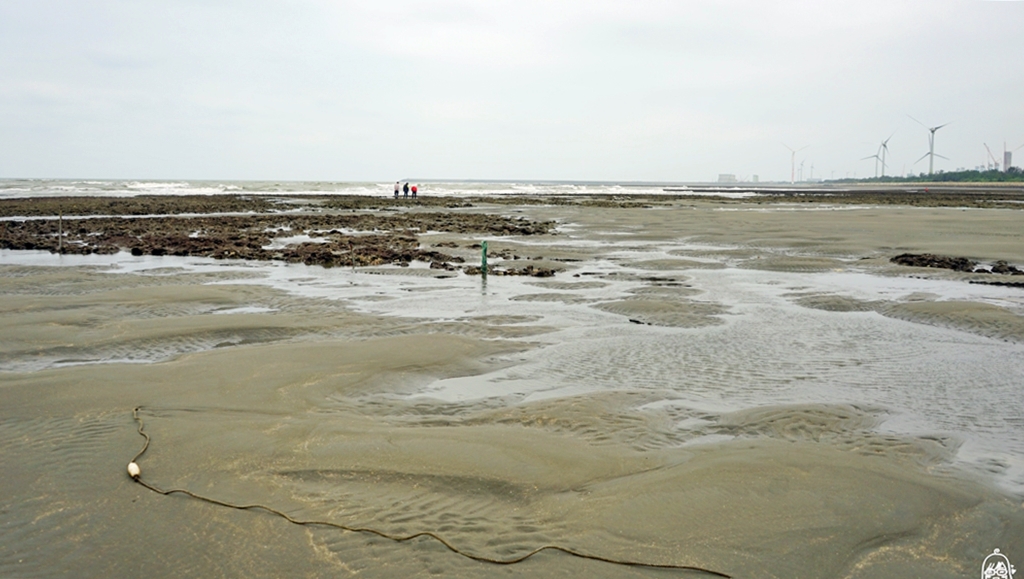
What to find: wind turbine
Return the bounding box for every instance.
[860,132,894,178]
[861,148,882,178]
[878,132,895,177]
[909,116,949,175]
[783,143,809,184]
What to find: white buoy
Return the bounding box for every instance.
[127,462,141,479]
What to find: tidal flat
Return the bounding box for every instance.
[1,191,1023,578]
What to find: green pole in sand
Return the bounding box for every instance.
[481,241,488,276]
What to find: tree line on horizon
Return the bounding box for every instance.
[830,167,1024,184]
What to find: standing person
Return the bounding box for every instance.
[403,182,409,198]
[411,184,418,198]
[394,181,400,198]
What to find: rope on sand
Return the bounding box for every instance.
[127,406,731,577]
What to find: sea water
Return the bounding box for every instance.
[0,178,760,200]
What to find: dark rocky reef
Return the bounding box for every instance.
[890,253,1023,275]
[463,264,558,277]
[890,253,978,272]
[0,196,557,275]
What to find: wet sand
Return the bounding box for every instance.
[2,193,1023,578]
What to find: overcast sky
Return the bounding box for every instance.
[1,0,1022,182]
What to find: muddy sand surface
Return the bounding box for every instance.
[1,193,1023,578]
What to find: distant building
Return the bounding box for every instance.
[752,175,759,183]
[718,174,737,183]
[1005,151,1013,172]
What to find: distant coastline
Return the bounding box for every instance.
[829,167,1024,184]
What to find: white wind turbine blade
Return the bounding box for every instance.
[908,114,927,128]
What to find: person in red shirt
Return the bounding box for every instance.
[411,185,418,198]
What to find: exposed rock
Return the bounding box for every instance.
[462,265,561,277]
[991,260,1022,275]
[970,280,1024,288]
[890,253,977,272]
[0,197,556,270]
[891,253,1024,277]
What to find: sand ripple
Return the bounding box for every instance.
[593,299,727,327]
